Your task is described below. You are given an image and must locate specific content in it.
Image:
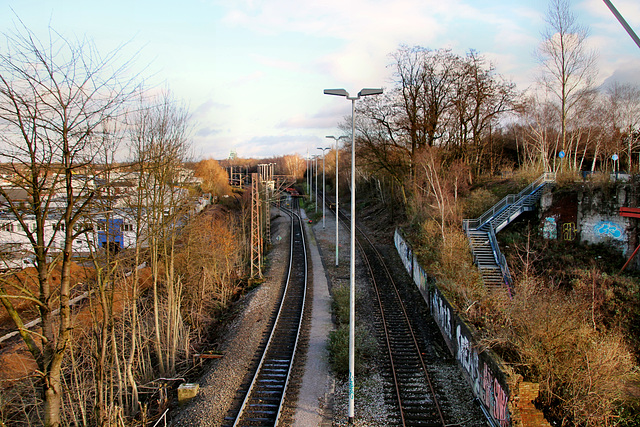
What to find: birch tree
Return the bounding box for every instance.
[127,90,191,377]
[607,82,640,172]
[535,0,597,171]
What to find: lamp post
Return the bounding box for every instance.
[313,155,319,212]
[318,146,331,229]
[323,87,383,424]
[327,135,348,266]
[306,149,310,200]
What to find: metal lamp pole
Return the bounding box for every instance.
[323,88,383,425]
[306,148,311,201]
[327,135,347,266]
[318,147,330,229]
[314,155,319,212]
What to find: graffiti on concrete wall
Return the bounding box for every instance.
[432,292,452,340]
[394,229,413,276]
[481,363,510,426]
[394,228,511,427]
[542,216,557,239]
[413,256,428,293]
[562,222,577,241]
[456,324,480,394]
[395,229,429,294]
[594,220,623,240]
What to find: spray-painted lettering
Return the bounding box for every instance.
[481,363,509,427]
[594,220,623,240]
[432,293,452,340]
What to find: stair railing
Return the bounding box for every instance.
[487,226,513,297]
[463,172,555,296]
[464,172,556,231]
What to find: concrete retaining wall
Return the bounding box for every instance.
[540,183,637,258]
[394,228,511,426]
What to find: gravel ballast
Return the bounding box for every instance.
[173,202,490,426]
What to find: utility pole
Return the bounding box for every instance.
[250,173,262,278]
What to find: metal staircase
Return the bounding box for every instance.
[463,173,555,294]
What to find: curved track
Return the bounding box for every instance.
[335,208,446,426]
[225,203,308,427]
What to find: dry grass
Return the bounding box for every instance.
[481,274,639,426]
[0,206,248,426]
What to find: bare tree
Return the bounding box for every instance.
[448,51,518,174]
[0,23,137,426]
[535,0,598,171]
[278,154,306,181]
[127,90,191,377]
[606,82,640,171]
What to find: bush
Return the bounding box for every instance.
[463,187,499,218]
[514,163,544,186]
[331,283,350,326]
[415,219,485,311]
[328,325,378,377]
[482,275,640,426]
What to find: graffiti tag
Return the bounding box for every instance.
[432,293,452,339]
[562,222,577,241]
[542,217,557,239]
[594,220,623,240]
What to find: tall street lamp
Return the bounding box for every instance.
[326,135,348,266]
[323,87,383,424]
[317,146,331,229]
[304,147,311,198]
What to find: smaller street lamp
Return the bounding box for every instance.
[317,146,331,229]
[326,135,348,266]
[313,155,319,212]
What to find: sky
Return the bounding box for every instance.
[2,0,640,160]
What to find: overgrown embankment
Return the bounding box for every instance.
[405,172,640,426]
[0,199,251,426]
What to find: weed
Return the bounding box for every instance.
[331,283,350,326]
[328,325,378,377]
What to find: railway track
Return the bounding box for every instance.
[223,203,308,427]
[335,208,446,426]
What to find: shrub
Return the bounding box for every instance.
[463,187,499,218]
[328,325,378,377]
[416,220,484,311]
[514,163,544,186]
[482,276,640,426]
[331,283,350,326]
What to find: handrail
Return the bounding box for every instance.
[464,172,556,231]
[463,172,554,297]
[487,227,513,297]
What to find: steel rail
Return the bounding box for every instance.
[334,206,446,426]
[230,202,308,427]
[355,222,445,426]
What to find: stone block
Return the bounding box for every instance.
[178,383,199,405]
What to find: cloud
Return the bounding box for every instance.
[250,54,302,72]
[582,0,640,27]
[232,71,265,86]
[601,58,640,87]
[196,126,223,138]
[277,105,351,129]
[237,134,321,157]
[192,99,229,119]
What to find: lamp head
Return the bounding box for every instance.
[358,88,383,97]
[324,88,349,97]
